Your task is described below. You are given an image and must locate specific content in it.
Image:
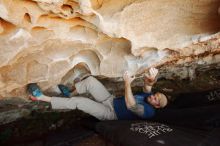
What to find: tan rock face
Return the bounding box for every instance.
[0,0,219,98]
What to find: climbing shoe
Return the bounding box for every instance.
[27,83,43,101]
[58,84,70,97]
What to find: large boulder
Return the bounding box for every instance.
[0,0,219,98]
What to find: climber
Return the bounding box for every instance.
[27,67,168,120]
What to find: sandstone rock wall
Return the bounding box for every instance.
[0,0,219,98]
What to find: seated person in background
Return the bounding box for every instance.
[27,67,168,120]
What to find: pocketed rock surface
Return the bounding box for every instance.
[0,0,219,98]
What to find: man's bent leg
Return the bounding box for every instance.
[75,76,113,103]
[51,96,117,120]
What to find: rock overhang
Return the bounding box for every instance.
[0,0,219,98]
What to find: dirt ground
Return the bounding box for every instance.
[76,134,114,146]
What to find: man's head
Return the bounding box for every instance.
[147,92,168,108]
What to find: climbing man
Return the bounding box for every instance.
[27,67,168,120]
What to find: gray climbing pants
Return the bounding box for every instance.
[51,76,117,120]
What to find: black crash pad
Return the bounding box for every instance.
[82,89,220,146]
[95,120,220,146]
[92,89,220,146]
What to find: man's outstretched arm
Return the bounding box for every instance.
[143,68,158,93]
[123,71,136,108]
[123,71,154,118]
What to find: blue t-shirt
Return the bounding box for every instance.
[113,92,155,120]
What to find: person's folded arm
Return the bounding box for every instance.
[128,104,144,117]
[143,77,157,93]
[143,68,158,93]
[129,102,155,118]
